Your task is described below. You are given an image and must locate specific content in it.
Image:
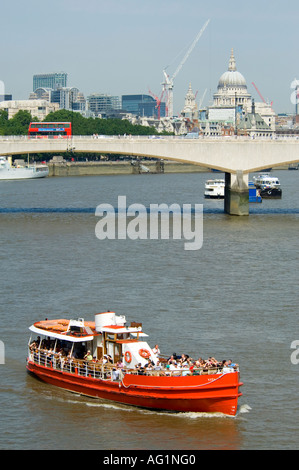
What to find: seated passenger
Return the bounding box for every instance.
[145,360,153,370]
[227,359,238,369]
[222,360,234,373]
[116,359,124,369]
[112,368,120,381]
[154,360,162,371]
[106,355,113,364]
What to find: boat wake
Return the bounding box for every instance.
[238,404,252,414]
[41,390,251,419]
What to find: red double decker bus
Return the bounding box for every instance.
[28,122,72,138]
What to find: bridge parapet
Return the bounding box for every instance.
[1,135,299,174]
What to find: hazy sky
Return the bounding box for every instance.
[1,0,298,114]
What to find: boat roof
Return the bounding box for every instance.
[29,318,148,342]
[101,325,148,336]
[254,173,279,179]
[205,179,225,183]
[29,319,97,343]
[29,324,95,343]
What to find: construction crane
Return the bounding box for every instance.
[199,88,207,108]
[252,82,273,108]
[162,19,210,118]
[148,88,166,120]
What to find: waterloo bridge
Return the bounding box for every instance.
[1,134,299,216]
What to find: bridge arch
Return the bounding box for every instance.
[1,135,299,174]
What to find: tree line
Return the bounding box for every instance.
[0,109,170,161]
[0,109,164,136]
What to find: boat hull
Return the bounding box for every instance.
[204,194,224,199]
[0,167,49,180]
[26,360,242,416]
[260,188,282,199]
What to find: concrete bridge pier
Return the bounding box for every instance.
[224,171,249,216]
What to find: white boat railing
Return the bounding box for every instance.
[28,349,235,380]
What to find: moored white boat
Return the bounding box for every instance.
[0,156,49,180]
[26,311,243,416]
[204,179,225,199]
[252,173,282,199]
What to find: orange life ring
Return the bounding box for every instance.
[139,348,151,359]
[124,351,132,363]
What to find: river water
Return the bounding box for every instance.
[0,170,298,450]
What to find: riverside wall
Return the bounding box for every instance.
[47,160,209,177]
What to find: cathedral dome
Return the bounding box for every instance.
[218,49,247,89]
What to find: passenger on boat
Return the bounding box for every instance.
[182,365,192,376]
[167,355,177,364]
[222,361,233,373]
[153,360,162,371]
[116,359,124,369]
[134,363,145,375]
[84,350,92,361]
[227,359,239,370]
[168,360,177,371]
[152,344,160,356]
[29,340,38,351]
[102,354,113,364]
[180,354,189,364]
[28,338,239,378]
[112,367,120,381]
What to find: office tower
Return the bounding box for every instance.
[33,72,68,91]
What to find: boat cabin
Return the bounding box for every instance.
[29,312,157,370]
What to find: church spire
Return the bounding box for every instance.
[228,48,237,71]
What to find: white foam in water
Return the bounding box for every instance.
[68,395,251,418]
[239,404,252,414]
[175,411,233,419]
[86,401,134,412]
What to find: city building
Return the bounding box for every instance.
[199,48,275,136]
[51,87,86,111]
[87,93,121,116]
[208,49,251,126]
[30,88,52,101]
[181,84,198,121]
[213,50,251,109]
[30,82,86,113]
[33,72,68,91]
[122,94,166,118]
[252,101,276,131]
[0,94,12,102]
[0,99,59,120]
[237,100,274,137]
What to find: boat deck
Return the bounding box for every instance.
[27,349,236,381]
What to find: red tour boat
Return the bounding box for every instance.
[26,311,243,416]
